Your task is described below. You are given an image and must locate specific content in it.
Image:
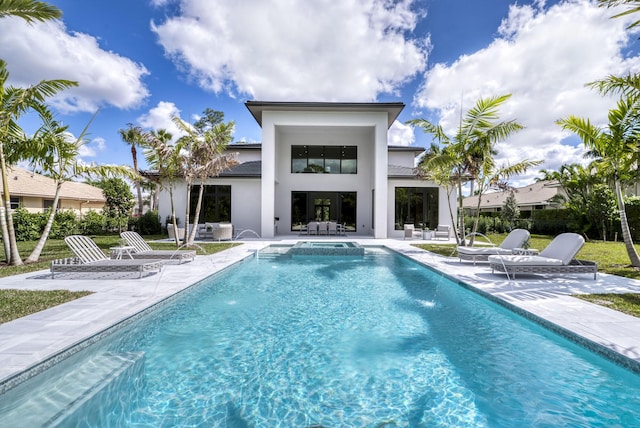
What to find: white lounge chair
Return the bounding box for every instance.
[121,231,196,263]
[434,225,450,240]
[457,229,530,264]
[488,233,597,280]
[51,235,165,278]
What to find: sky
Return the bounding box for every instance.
[2,0,640,187]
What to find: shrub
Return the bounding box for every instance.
[136,210,162,235]
[79,210,107,235]
[12,208,42,241]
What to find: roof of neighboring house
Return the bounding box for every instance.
[245,101,405,128]
[462,180,561,210]
[2,167,105,202]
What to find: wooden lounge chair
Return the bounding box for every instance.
[457,229,530,264]
[121,231,196,263]
[51,235,165,278]
[488,233,597,280]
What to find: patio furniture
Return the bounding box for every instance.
[328,221,338,235]
[212,223,233,241]
[318,221,328,235]
[457,229,530,264]
[488,233,597,280]
[404,224,423,240]
[51,235,165,278]
[307,222,319,235]
[121,231,196,263]
[434,225,450,240]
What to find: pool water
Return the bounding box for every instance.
[4,248,640,426]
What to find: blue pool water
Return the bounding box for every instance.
[3,247,640,426]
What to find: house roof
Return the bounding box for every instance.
[2,167,105,202]
[388,164,418,178]
[462,180,561,209]
[245,101,405,129]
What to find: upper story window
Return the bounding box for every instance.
[291,145,357,174]
[9,196,19,210]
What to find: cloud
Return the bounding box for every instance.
[151,0,429,101]
[388,120,415,146]
[412,0,640,186]
[136,101,185,140]
[0,18,150,113]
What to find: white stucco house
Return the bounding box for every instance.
[156,101,455,239]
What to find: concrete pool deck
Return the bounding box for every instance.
[0,238,639,391]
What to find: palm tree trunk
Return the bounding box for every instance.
[445,185,461,245]
[25,183,62,263]
[615,179,640,266]
[457,180,467,246]
[131,145,143,216]
[168,185,180,246]
[187,183,205,244]
[0,146,22,265]
[0,205,10,263]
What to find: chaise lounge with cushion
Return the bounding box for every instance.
[51,235,165,278]
[121,231,196,263]
[457,229,530,264]
[488,232,597,280]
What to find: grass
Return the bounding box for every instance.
[0,235,238,324]
[0,289,93,323]
[414,233,640,317]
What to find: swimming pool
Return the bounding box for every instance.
[1,247,640,426]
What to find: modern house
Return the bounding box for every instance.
[1,167,105,214]
[462,180,564,217]
[156,101,454,239]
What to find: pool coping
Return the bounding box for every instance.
[1,238,640,394]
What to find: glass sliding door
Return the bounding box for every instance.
[394,187,439,230]
[291,191,357,232]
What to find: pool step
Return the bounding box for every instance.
[256,246,291,259]
[0,351,145,427]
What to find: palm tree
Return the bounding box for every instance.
[598,0,640,30]
[0,0,61,22]
[558,96,640,266]
[172,116,238,245]
[147,129,172,211]
[142,130,183,245]
[408,95,536,245]
[0,59,77,265]
[119,124,145,216]
[24,106,135,263]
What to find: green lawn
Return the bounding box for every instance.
[0,235,238,324]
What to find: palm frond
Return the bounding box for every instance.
[0,0,61,23]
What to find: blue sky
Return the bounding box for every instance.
[2,0,639,186]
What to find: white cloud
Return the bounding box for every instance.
[152,0,429,101]
[412,0,640,186]
[136,101,185,140]
[0,18,150,113]
[388,120,415,146]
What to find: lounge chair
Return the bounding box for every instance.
[51,235,165,278]
[488,233,597,279]
[121,231,196,263]
[457,229,530,264]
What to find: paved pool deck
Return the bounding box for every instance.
[1,238,640,392]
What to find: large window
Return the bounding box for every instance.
[394,187,439,230]
[291,145,357,174]
[291,191,357,231]
[189,185,231,223]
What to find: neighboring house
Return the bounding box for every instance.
[1,167,105,214]
[155,101,455,239]
[462,180,564,217]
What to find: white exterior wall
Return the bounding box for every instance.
[260,110,389,238]
[388,151,416,168]
[387,179,457,239]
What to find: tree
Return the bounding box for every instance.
[0,1,75,265]
[408,95,538,245]
[172,110,237,245]
[501,190,520,230]
[92,177,135,233]
[0,0,61,22]
[598,0,640,30]
[557,96,640,266]
[119,124,145,216]
[24,106,135,263]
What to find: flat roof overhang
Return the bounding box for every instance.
[245,101,405,129]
